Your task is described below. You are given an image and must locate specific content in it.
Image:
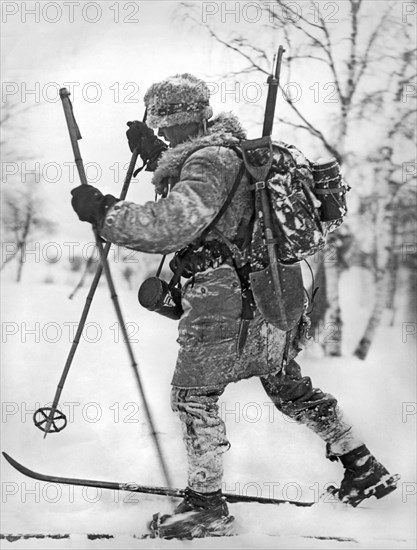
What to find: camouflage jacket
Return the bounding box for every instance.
[101,113,302,389]
[101,113,251,255]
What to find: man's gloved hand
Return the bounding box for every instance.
[126,120,167,171]
[71,185,118,226]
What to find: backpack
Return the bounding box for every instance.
[240,138,348,332]
[246,141,347,269]
[143,139,348,334]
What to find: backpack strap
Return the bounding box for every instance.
[168,160,246,289]
[200,161,246,242]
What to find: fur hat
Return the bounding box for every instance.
[144,73,213,129]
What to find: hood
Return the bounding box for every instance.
[152,112,247,195]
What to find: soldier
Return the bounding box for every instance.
[71,73,398,539]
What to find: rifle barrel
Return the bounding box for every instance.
[262,46,285,137]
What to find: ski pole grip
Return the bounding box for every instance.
[60,87,88,185]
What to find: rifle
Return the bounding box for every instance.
[262,46,285,137]
[240,46,304,332]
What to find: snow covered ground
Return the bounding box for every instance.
[1,264,416,549]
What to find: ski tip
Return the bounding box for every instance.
[2,452,17,468]
[2,452,25,473]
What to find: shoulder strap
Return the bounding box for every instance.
[199,160,246,243]
[168,158,246,288]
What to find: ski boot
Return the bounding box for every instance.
[336,445,400,507]
[148,487,235,539]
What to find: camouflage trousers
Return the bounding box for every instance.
[171,359,363,493]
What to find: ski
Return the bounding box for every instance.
[0,533,360,543]
[2,452,314,507]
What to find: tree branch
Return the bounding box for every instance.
[279,84,341,161]
[353,3,395,93]
[210,30,269,76]
[0,245,21,271]
[317,6,344,104]
[268,1,334,60]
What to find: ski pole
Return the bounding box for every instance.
[39,88,174,492]
[34,146,141,438]
[34,90,143,438]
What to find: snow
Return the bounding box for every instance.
[1,265,416,549]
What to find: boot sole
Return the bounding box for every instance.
[148,511,236,539]
[331,473,400,507]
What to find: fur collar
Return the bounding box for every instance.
[152,112,246,194]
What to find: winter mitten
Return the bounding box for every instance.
[71,185,118,226]
[126,120,167,171]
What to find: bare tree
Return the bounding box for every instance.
[1,179,55,282]
[349,18,416,357]
[68,255,100,299]
[178,0,416,356]
[1,100,55,281]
